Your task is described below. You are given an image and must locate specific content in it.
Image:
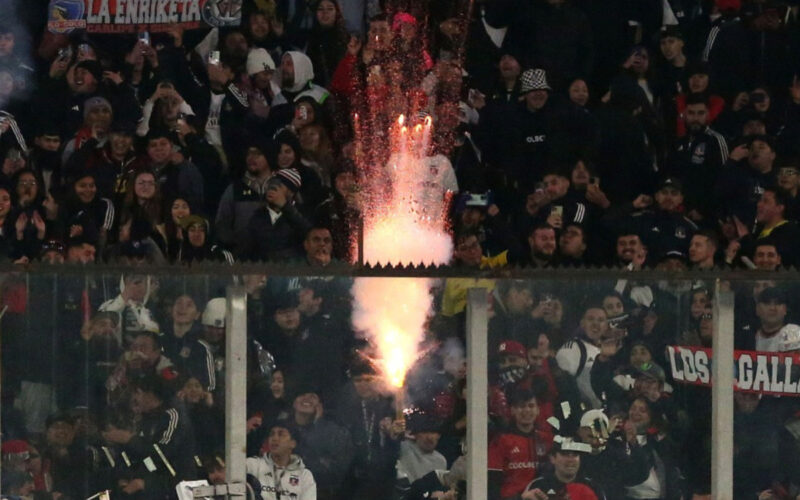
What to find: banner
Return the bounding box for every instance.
[667,345,800,397]
[48,0,241,34]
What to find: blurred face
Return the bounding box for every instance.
[87,105,113,129]
[571,160,591,188]
[172,295,200,324]
[455,235,482,267]
[187,223,206,247]
[510,398,539,428]
[581,308,608,341]
[778,167,800,192]
[203,325,225,345]
[756,191,784,224]
[734,392,760,414]
[134,173,156,199]
[0,71,12,97]
[543,174,569,200]
[130,334,160,365]
[499,54,521,81]
[147,137,172,164]
[246,147,270,175]
[630,344,652,366]
[280,53,295,88]
[249,13,270,39]
[224,32,248,59]
[684,103,709,134]
[602,296,624,318]
[655,186,683,212]
[352,374,378,399]
[525,89,548,111]
[0,188,11,218]
[628,398,652,432]
[660,36,684,61]
[559,225,586,258]
[751,89,770,113]
[756,298,786,327]
[316,0,337,26]
[271,370,285,398]
[499,354,527,370]
[689,235,715,264]
[616,235,643,263]
[266,182,291,206]
[551,451,581,482]
[67,243,96,263]
[35,134,61,152]
[748,140,775,171]
[691,291,710,319]
[110,132,133,158]
[629,48,649,74]
[0,32,14,57]
[415,431,441,453]
[688,73,709,93]
[182,377,205,404]
[46,420,76,447]
[568,79,589,106]
[72,67,97,93]
[299,126,321,152]
[529,227,557,256]
[506,287,534,314]
[304,228,332,265]
[171,199,190,224]
[17,172,38,205]
[268,427,296,456]
[754,245,781,270]
[294,392,321,417]
[367,20,391,50]
[75,176,97,203]
[277,143,296,168]
[274,307,301,331]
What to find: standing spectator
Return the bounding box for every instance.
[144,128,204,209]
[242,168,312,262]
[306,0,349,88]
[522,439,604,500]
[396,413,447,493]
[556,305,607,408]
[716,135,778,224]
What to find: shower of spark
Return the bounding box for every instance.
[352,115,453,397]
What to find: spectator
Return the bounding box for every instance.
[175,214,235,265]
[556,305,608,408]
[246,421,317,500]
[522,438,604,500]
[397,413,447,490]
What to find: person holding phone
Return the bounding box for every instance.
[521,439,604,500]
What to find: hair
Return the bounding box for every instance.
[693,228,720,249]
[764,186,789,210]
[529,223,556,238]
[122,169,163,227]
[508,388,538,408]
[454,227,480,246]
[685,93,709,107]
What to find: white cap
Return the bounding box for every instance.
[246,48,276,76]
[202,298,227,327]
[579,409,609,429]
[780,323,800,352]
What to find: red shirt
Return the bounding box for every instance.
[489,428,554,499]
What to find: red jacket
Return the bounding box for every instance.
[489,427,554,499]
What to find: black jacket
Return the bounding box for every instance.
[242,203,312,261]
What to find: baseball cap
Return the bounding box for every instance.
[498,340,526,358]
[657,177,683,192]
[202,297,227,327]
[246,48,276,76]
[635,361,666,383]
[659,25,684,40]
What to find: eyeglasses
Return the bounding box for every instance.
[19,180,37,187]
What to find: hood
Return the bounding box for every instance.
[264,453,306,472]
[119,274,152,305]
[285,51,315,93]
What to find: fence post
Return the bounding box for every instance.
[466,288,488,500]
[712,282,734,500]
[225,286,248,497]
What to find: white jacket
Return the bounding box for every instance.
[246,453,316,500]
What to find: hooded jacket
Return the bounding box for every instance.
[273,51,331,106]
[246,453,317,500]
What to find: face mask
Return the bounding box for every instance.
[499,365,527,385]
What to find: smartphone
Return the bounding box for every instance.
[208,50,220,66]
[139,31,151,46]
[298,106,308,121]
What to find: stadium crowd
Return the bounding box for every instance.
[1,0,800,498]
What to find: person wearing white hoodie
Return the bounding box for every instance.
[273,51,330,106]
[246,421,317,500]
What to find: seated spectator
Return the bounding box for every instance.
[246,421,317,500]
[176,214,234,265]
[522,437,603,500]
[101,374,197,498]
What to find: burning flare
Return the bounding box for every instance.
[352,114,452,394]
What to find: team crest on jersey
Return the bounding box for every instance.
[289,476,299,486]
[675,226,687,239]
[692,143,706,164]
